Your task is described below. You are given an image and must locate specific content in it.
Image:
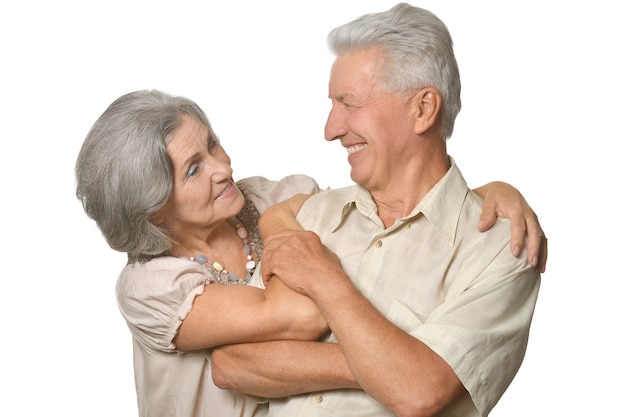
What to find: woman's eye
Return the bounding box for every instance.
[186,164,199,179]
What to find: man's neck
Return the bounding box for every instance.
[371,152,450,229]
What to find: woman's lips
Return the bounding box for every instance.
[215,180,235,200]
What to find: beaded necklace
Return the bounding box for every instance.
[186,217,257,285]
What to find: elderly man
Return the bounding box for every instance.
[212,4,542,416]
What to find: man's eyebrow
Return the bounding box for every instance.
[329,93,350,101]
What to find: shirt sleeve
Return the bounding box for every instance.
[236,175,321,214]
[406,252,540,415]
[116,257,216,352]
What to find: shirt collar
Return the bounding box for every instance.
[334,157,468,246]
[417,158,468,247]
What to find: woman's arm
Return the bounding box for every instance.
[258,193,311,238]
[473,182,547,272]
[173,194,321,352]
[173,277,327,351]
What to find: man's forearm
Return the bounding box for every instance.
[211,340,359,398]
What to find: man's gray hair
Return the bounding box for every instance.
[327,3,461,140]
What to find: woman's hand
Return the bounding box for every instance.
[474,181,547,273]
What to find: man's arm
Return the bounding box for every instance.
[212,340,359,397]
[256,230,539,417]
[298,262,466,417]
[255,231,464,415]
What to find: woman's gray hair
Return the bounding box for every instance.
[327,2,461,140]
[75,89,213,259]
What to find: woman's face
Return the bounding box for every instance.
[154,113,244,238]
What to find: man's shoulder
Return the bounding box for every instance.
[297,185,358,228]
[306,184,357,204]
[461,190,512,240]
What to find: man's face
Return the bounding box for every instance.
[325,47,417,193]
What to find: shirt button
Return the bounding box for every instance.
[314,395,323,403]
[374,240,383,248]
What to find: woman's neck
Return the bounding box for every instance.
[169,218,255,278]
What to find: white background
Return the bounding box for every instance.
[1,1,623,415]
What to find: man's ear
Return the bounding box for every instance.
[410,87,442,135]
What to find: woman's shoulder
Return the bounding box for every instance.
[237,175,321,214]
[237,174,320,194]
[117,257,213,316]
[119,256,212,285]
[116,257,213,351]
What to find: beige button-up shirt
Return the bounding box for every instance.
[267,160,541,417]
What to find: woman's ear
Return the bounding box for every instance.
[151,212,165,225]
[410,87,442,135]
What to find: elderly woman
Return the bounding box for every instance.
[75,89,545,417]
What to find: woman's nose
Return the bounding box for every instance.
[206,157,233,182]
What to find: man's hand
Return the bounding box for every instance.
[261,229,343,292]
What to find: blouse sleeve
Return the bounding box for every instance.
[115,257,215,352]
[236,174,321,215]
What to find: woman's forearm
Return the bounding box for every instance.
[259,193,311,238]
